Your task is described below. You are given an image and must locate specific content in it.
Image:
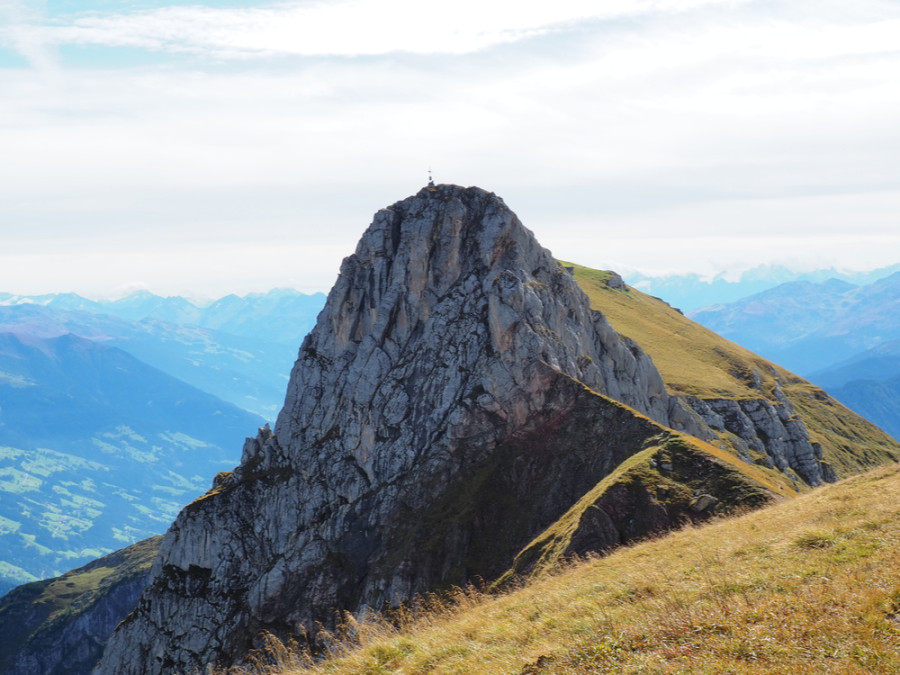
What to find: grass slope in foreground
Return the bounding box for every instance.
[232,462,900,675]
[564,263,900,478]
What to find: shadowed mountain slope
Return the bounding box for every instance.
[255,462,900,675]
[0,537,160,675]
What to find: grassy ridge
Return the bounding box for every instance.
[0,536,160,671]
[563,264,784,400]
[234,463,900,674]
[502,433,797,582]
[564,263,900,478]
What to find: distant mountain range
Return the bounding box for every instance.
[0,288,326,347]
[810,339,900,390]
[690,273,900,440]
[0,289,327,419]
[627,263,900,312]
[690,272,900,374]
[805,340,900,441]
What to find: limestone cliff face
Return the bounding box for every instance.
[685,388,829,485]
[96,185,693,673]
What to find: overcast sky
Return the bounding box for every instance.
[1,0,899,299]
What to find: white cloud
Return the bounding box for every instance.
[2,0,750,59]
[0,0,59,71]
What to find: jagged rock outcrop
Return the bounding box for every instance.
[96,185,713,673]
[685,383,830,485]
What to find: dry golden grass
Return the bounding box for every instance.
[226,463,900,675]
[561,262,786,400]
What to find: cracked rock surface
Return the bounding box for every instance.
[684,383,830,485]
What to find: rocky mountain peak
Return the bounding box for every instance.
[95,185,711,673]
[272,184,672,478]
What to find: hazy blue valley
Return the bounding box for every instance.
[0,289,323,596]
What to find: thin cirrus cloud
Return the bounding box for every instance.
[6,0,751,60]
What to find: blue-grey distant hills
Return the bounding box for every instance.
[0,332,265,596]
[1,288,327,346]
[809,339,900,390]
[627,263,900,312]
[690,272,900,440]
[0,289,327,419]
[805,340,900,441]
